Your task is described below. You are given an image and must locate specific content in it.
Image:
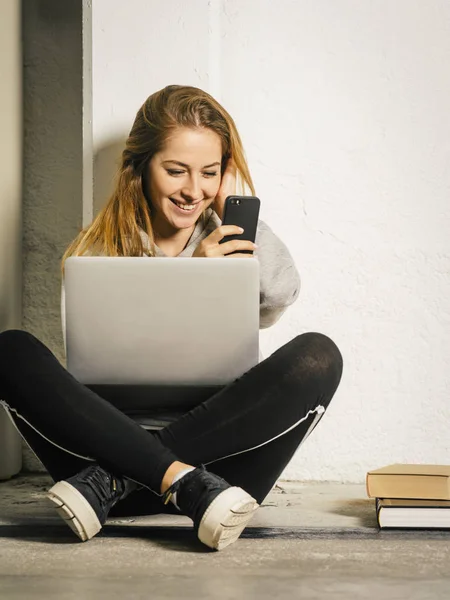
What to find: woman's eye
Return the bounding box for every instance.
[167,169,218,178]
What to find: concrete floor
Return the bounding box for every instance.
[1,475,449,599]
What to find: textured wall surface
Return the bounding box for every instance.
[90,0,450,483]
[22,0,83,471]
[221,0,450,481]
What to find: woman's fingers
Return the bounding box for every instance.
[209,225,244,243]
[219,239,257,255]
[192,225,256,258]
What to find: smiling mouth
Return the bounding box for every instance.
[170,198,202,212]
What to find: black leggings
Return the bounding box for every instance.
[0,329,343,517]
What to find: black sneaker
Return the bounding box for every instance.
[162,465,259,551]
[46,464,137,541]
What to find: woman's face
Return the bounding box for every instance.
[146,127,223,235]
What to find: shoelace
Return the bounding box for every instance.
[77,466,118,505]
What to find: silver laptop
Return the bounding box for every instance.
[64,257,260,387]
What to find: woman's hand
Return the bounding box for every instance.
[192,225,257,258]
[211,157,237,221]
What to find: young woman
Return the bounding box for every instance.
[0,85,343,551]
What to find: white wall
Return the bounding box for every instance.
[90,0,450,482]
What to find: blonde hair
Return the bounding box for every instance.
[61,84,256,274]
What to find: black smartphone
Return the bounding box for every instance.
[219,195,261,255]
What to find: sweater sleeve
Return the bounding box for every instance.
[254,219,301,329]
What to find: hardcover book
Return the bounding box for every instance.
[366,464,450,500]
[376,498,450,529]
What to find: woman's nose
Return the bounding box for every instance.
[182,175,203,201]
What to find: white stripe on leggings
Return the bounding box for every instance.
[0,400,95,462]
[204,404,326,467]
[0,399,150,496]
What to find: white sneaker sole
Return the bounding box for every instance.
[198,486,259,551]
[46,481,102,542]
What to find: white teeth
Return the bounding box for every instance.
[173,200,196,211]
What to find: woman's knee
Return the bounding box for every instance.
[0,329,38,358]
[289,332,343,383]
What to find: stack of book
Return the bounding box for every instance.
[366,464,450,529]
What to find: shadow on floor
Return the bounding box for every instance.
[329,497,377,527]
